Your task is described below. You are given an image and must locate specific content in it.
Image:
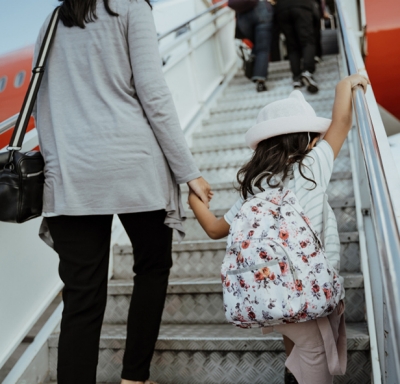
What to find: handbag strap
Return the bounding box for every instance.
[8,7,60,152]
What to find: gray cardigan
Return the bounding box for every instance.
[33,0,201,242]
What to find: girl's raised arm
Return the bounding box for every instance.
[323,74,370,159]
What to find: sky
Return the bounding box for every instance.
[0,0,59,55]
[0,0,182,56]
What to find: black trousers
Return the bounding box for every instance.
[47,210,173,383]
[277,7,316,80]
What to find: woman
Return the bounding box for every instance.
[32,0,211,383]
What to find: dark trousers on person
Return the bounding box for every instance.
[47,210,173,383]
[312,0,323,59]
[277,6,316,81]
[237,1,274,81]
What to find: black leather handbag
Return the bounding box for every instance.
[238,44,255,80]
[0,8,59,223]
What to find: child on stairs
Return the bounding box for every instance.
[188,74,369,384]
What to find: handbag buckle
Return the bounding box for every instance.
[32,66,45,74]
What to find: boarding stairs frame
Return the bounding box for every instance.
[0,0,399,382]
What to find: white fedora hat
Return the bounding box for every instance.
[245,90,331,150]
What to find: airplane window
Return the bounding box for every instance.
[0,76,7,92]
[14,71,26,88]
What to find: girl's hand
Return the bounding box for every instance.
[343,74,370,93]
[188,188,230,239]
[187,187,214,207]
[187,177,212,208]
[325,73,370,159]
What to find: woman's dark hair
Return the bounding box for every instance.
[237,132,320,199]
[58,0,119,28]
[59,0,152,28]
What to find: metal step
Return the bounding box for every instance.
[226,55,339,85]
[192,147,351,175]
[104,273,364,325]
[230,54,339,78]
[114,234,360,282]
[223,74,339,97]
[211,88,336,115]
[202,104,333,125]
[222,75,338,99]
[219,72,338,103]
[191,130,350,155]
[225,66,340,96]
[199,165,355,195]
[47,323,371,384]
[182,193,356,230]
[199,117,255,132]
[191,133,349,154]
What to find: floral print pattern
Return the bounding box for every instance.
[221,187,342,328]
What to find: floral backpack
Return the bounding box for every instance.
[221,186,342,328]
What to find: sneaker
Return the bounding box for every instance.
[293,80,303,89]
[285,367,299,384]
[301,70,319,93]
[256,81,267,92]
[314,56,323,64]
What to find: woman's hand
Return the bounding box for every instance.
[187,177,212,208]
[343,74,370,93]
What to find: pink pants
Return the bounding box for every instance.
[263,301,347,384]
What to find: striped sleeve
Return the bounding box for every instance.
[224,197,244,225]
[306,140,334,191]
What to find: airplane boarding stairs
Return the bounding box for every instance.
[45,56,371,383]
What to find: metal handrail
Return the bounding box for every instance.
[336,0,400,379]
[0,114,19,136]
[0,1,229,141]
[157,0,228,41]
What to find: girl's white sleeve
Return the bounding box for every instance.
[306,140,334,191]
[224,197,244,225]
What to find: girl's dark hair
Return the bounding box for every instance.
[237,132,320,199]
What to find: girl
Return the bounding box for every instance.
[188,74,369,384]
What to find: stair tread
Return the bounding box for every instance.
[181,172,353,184]
[211,94,335,114]
[202,108,332,125]
[115,232,360,253]
[48,323,369,351]
[191,139,350,154]
[108,272,364,294]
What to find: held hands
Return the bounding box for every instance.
[187,177,213,208]
[342,74,370,93]
[187,182,230,240]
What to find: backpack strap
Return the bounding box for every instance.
[8,7,60,151]
[321,193,329,249]
[316,302,347,375]
[282,188,324,248]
